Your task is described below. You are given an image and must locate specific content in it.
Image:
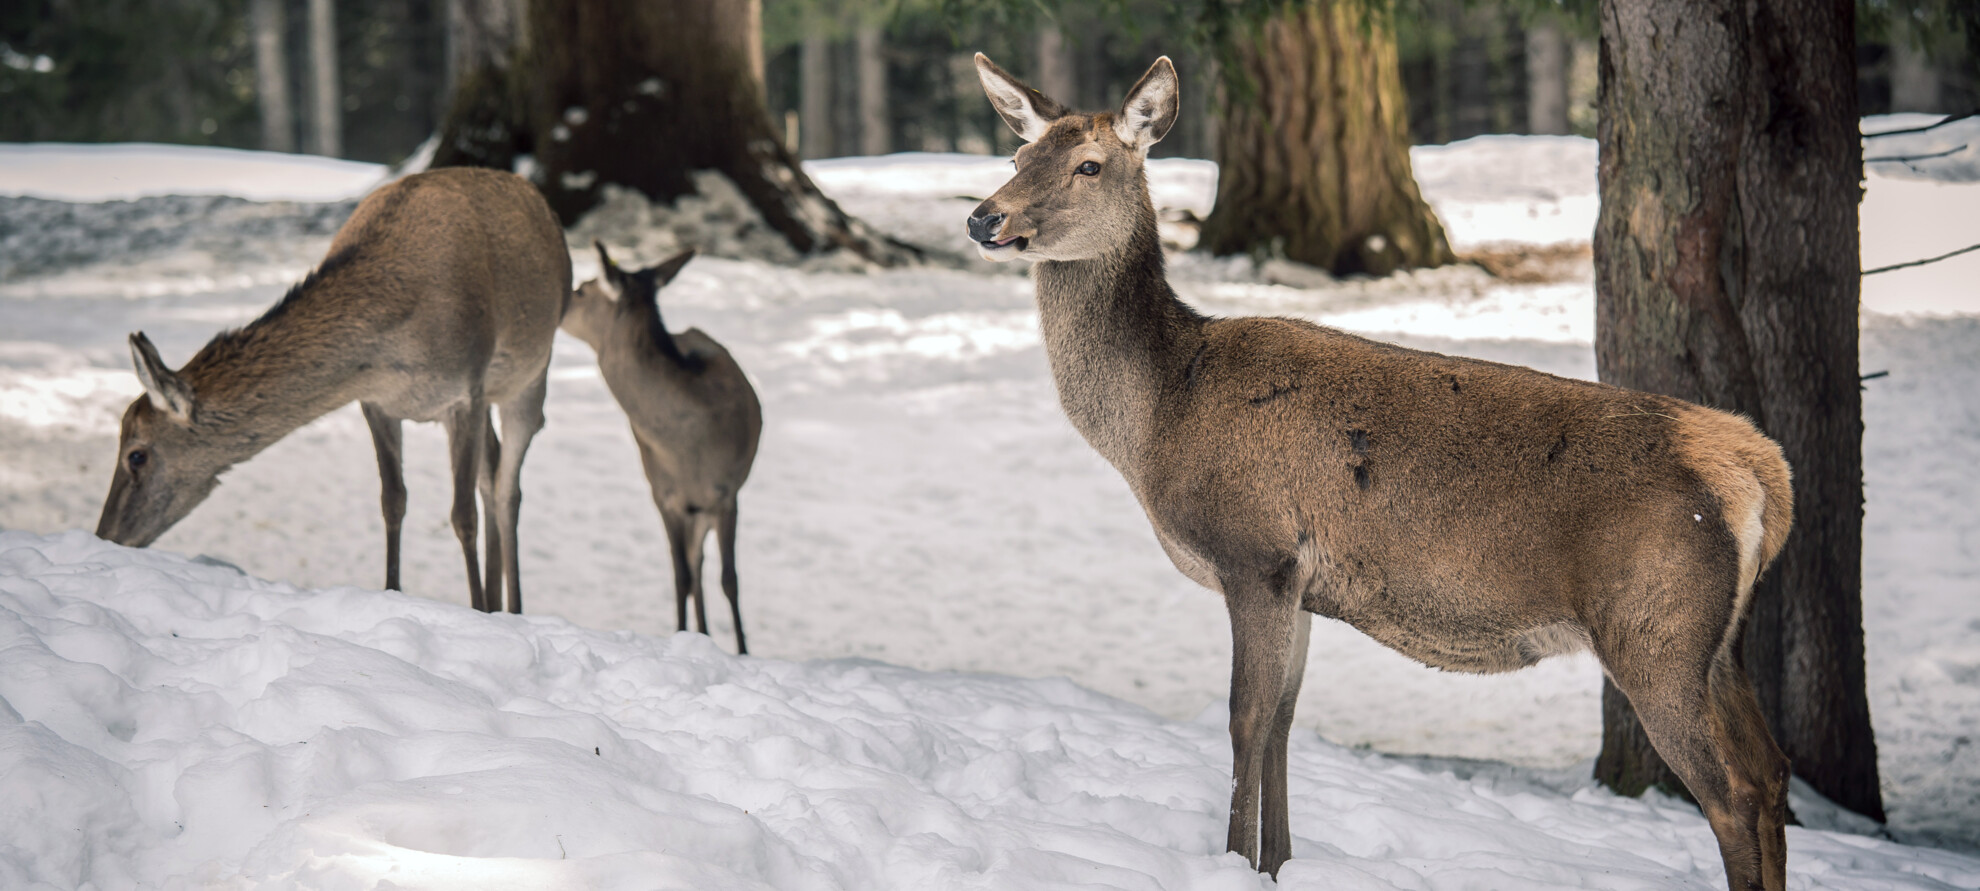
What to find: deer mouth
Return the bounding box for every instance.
[976,234,1029,260]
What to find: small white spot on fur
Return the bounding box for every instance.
[1694,513,1703,521]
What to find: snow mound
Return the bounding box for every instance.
[0,143,386,203]
[3,531,1977,890]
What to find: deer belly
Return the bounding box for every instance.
[1153,529,1223,594]
[1306,558,1579,674]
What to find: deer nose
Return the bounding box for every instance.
[967,211,1006,243]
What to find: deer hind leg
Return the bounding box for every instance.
[489,372,548,614]
[717,501,746,655]
[442,398,490,612]
[1596,606,1787,891]
[1222,575,1303,877]
[685,513,711,635]
[477,419,502,608]
[360,403,406,591]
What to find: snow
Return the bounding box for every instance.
[0,128,1977,886]
[0,143,386,203]
[5,530,1979,889]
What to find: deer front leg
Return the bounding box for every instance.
[361,403,406,592]
[443,398,490,612]
[1223,576,1302,876]
[1260,610,1312,872]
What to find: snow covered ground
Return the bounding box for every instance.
[1,115,1976,886]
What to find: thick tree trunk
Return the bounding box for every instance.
[857,25,888,156]
[1593,0,1883,822]
[1198,1,1452,276]
[431,0,915,266]
[306,0,341,157]
[251,0,294,153]
[1525,22,1569,136]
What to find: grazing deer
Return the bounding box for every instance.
[969,54,1793,891]
[96,167,570,614]
[562,243,762,654]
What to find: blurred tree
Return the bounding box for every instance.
[1195,1,1453,275]
[0,0,260,146]
[1591,0,1885,822]
[431,0,914,264]
[250,0,295,151]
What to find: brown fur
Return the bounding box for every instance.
[562,244,763,654]
[97,167,572,614]
[970,54,1793,890]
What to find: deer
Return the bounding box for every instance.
[967,54,1794,891]
[561,243,762,654]
[95,167,571,615]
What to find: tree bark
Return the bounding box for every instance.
[857,24,888,156]
[307,0,341,157]
[1198,1,1452,276]
[251,0,295,153]
[1593,0,1883,822]
[431,0,915,266]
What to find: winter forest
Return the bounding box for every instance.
[1,0,1977,888]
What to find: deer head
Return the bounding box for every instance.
[966,54,1179,263]
[96,332,231,546]
[562,241,695,349]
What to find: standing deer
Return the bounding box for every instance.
[561,243,762,654]
[968,54,1793,891]
[96,167,570,614]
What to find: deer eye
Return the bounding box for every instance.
[1076,161,1101,176]
[127,449,148,469]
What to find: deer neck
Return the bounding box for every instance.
[176,291,383,465]
[1031,224,1202,478]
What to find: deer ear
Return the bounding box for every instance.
[1115,56,1180,154]
[975,52,1068,143]
[129,332,194,424]
[593,241,628,301]
[645,248,695,286]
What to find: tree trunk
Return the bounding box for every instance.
[801,32,832,160]
[1035,27,1077,114]
[1525,22,1569,136]
[857,24,889,156]
[251,0,295,153]
[1593,0,1884,822]
[1890,22,1941,113]
[431,0,915,266]
[1198,1,1452,276]
[307,0,341,157]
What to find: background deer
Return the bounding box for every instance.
[562,243,762,654]
[96,167,570,615]
[968,54,1794,891]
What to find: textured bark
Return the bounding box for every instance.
[306,0,341,157]
[1198,2,1452,276]
[431,0,915,266]
[251,0,294,153]
[1593,0,1883,822]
